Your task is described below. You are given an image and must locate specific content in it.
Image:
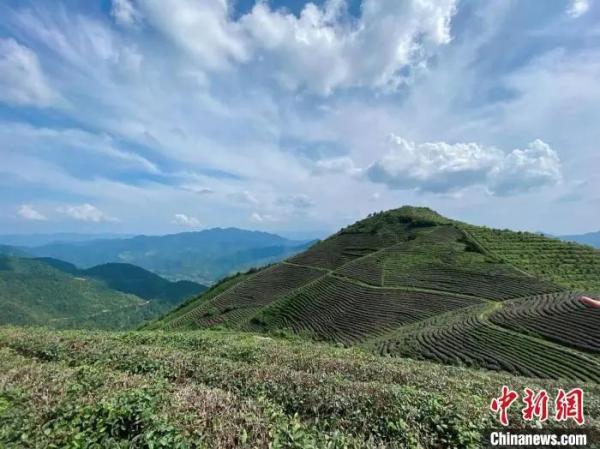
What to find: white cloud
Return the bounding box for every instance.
[0,38,56,107]
[0,122,160,175]
[488,139,563,196]
[245,0,457,93]
[314,157,361,175]
[366,134,500,193]
[111,0,141,26]
[18,204,47,221]
[172,213,201,227]
[366,135,562,195]
[137,0,249,70]
[567,0,590,18]
[137,0,458,93]
[57,203,116,222]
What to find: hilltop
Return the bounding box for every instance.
[151,206,600,382]
[0,256,205,329]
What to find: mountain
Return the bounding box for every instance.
[0,256,206,329]
[0,245,28,257]
[0,256,150,329]
[24,228,312,284]
[81,262,206,304]
[150,206,600,382]
[36,257,207,304]
[559,230,600,248]
[0,233,132,247]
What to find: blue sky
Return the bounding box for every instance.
[0,0,598,236]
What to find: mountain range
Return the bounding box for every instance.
[1,228,312,285]
[559,230,600,248]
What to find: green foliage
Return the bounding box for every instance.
[0,256,209,330]
[0,256,158,329]
[3,327,597,448]
[464,226,600,291]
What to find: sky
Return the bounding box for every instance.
[0,0,599,237]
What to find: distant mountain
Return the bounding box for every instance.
[0,233,132,247]
[0,245,28,257]
[0,256,207,329]
[81,263,205,304]
[558,231,600,249]
[0,256,149,329]
[36,258,207,304]
[151,206,600,382]
[25,228,313,284]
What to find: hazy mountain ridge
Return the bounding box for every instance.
[559,230,600,248]
[10,228,312,284]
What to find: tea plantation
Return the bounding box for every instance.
[1,327,598,448]
[150,207,600,383]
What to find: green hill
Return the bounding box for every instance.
[151,206,600,382]
[0,256,206,329]
[32,258,206,305]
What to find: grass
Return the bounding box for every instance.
[1,326,598,448]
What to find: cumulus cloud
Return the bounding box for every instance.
[18,204,47,221]
[0,38,56,107]
[567,0,589,17]
[366,135,562,195]
[172,213,200,227]
[57,204,116,222]
[111,0,141,26]
[366,135,500,193]
[488,139,563,196]
[137,0,458,93]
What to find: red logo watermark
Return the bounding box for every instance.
[490,386,584,426]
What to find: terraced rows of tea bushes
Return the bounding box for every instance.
[490,292,600,353]
[376,312,600,383]
[260,275,481,344]
[383,262,559,300]
[334,250,386,286]
[464,226,600,290]
[380,227,560,299]
[334,225,559,299]
[149,206,600,383]
[4,326,599,448]
[288,232,397,270]
[157,264,324,330]
[147,273,251,329]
